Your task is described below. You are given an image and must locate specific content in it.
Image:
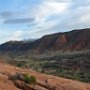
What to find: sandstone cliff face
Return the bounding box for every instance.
[32,28,90,52]
[53,34,68,50]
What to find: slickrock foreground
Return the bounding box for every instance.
[0,62,90,90]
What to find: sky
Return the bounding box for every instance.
[0,0,90,44]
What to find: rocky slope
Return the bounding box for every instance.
[0,61,90,90]
[0,28,90,53]
[31,28,90,52]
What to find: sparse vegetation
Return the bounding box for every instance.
[17,63,24,67]
[23,73,31,83]
[29,75,36,84]
[0,50,90,83]
[23,73,36,84]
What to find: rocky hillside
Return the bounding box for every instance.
[0,61,90,90]
[0,28,90,53]
[29,28,90,53]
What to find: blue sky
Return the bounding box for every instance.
[0,0,90,44]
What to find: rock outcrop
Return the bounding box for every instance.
[0,62,90,90]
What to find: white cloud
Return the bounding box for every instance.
[0,30,24,44]
[45,2,68,12]
[35,1,70,23]
[29,0,70,37]
[42,0,72,2]
[27,19,59,35]
[0,0,90,44]
[9,31,23,40]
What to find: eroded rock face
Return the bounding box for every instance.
[0,28,90,53]
[53,34,68,50]
[27,28,90,52]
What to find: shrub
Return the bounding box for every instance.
[23,73,36,84]
[23,73,31,83]
[17,63,24,67]
[30,75,36,84]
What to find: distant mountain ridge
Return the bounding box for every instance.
[0,28,90,53]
